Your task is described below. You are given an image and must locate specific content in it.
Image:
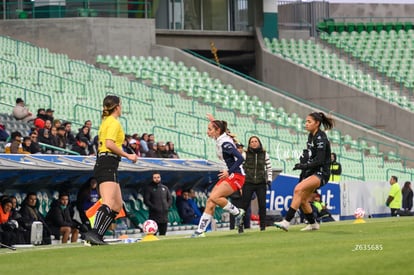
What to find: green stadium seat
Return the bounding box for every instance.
[384,22,394,32]
[404,21,413,31]
[356,23,365,33]
[374,22,384,32]
[345,22,356,33]
[365,22,375,33]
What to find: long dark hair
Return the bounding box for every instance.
[402,181,412,192]
[248,135,265,152]
[309,112,334,130]
[102,95,120,119]
[211,120,228,135]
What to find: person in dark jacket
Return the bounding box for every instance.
[402,181,413,215]
[176,190,200,225]
[45,192,79,243]
[143,172,172,235]
[239,136,272,232]
[18,192,51,245]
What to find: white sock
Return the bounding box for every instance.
[196,213,212,233]
[223,202,240,216]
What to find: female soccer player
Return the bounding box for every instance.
[84,95,137,245]
[191,114,246,237]
[274,112,334,231]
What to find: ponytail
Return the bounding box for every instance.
[309,112,334,130]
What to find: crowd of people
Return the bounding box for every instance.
[3,97,179,159]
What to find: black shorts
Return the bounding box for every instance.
[315,171,330,187]
[94,156,120,184]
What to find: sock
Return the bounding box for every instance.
[94,204,118,236]
[223,202,240,216]
[304,213,316,224]
[285,207,297,222]
[196,213,212,233]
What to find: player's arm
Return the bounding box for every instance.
[106,139,137,162]
[385,195,394,206]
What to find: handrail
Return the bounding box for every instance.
[386,168,414,182]
[243,130,295,157]
[270,156,286,172]
[107,92,154,121]
[37,71,86,96]
[339,154,365,181]
[73,104,128,133]
[202,40,414,148]
[0,58,18,79]
[38,142,80,155]
[68,60,113,87]
[174,112,206,135]
[0,81,52,108]
[152,126,207,159]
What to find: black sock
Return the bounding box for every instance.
[94,204,118,236]
[304,213,316,224]
[285,207,297,222]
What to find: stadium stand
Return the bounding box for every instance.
[263,36,414,112]
[1,34,413,230]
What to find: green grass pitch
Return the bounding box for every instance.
[1,217,413,274]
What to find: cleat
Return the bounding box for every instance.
[300,223,320,231]
[238,224,244,234]
[274,220,290,232]
[191,231,206,238]
[83,230,108,245]
[234,208,245,228]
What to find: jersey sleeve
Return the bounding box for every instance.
[222,142,244,174]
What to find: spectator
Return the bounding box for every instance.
[76,125,91,144]
[53,119,62,129]
[0,197,25,246]
[38,128,51,150]
[49,126,60,149]
[75,177,100,231]
[45,108,55,122]
[71,137,89,155]
[176,190,200,225]
[401,181,413,215]
[21,136,32,154]
[148,134,155,144]
[146,142,158,158]
[166,141,179,158]
[33,108,47,130]
[385,175,402,217]
[77,124,94,155]
[156,141,170,158]
[63,122,76,148]
[0,123,9,142]
[12,98,36,122]
[129,139,140,156]
[29,130,41,154]
[329,152,342,182]
[311,193,335,223]
[56,126,67,149]
[139,133,149,157]
[144,172,172,235]
[240,136,272,232]
[46,192,79,243]
[18,192,52,245]
[4,131,23,154]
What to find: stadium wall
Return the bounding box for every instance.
[0,18,155,64]
[329,3,414,19]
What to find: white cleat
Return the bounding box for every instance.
[300,223,320,231]
[274,219,290,232]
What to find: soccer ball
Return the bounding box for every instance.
[354,208,365,219]
[143,219,158,235]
